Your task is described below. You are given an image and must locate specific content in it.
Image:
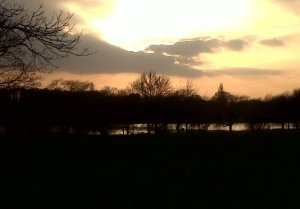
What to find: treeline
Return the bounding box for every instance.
[0,72,300,135]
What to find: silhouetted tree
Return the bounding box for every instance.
[0,1,90,87]
[290,89,300,129]
[47,79,95,91]
[130,71,173,97]
[129,71,173,134]
[100,86,119,95]
[0,71,41,89]
[2,80,300,135]
[174,81,202,132]
[241,98,272,131]
[211,83,246,131]
[269,92,290,129]
[175,80,198,97]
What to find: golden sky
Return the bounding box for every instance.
[31,0,300,97]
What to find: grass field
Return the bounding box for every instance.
[1,130,300,209]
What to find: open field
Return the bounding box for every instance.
[1,130,300,208]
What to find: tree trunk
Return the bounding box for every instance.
[249,123,254,131]
[176,124,180,134]
[126,125,130,135]
[154,123,158,134]
[147,123,151,134]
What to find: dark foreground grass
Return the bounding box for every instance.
[1,130,300,209]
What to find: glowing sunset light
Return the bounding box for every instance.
[4,3,300,208]
[18,0,300,97]
[86,0,254,50]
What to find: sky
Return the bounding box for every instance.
[14,0,300,97]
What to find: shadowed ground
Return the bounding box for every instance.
[1,131,300,209]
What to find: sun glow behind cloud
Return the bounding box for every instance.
[84,0,255,51]
[61,0,300,53]
[56,0,300,96]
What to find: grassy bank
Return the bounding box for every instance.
[1,130,300,208]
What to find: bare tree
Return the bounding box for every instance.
[0,1,90,88]
[0,70,41,89]
[175,80,198,97]
[212,83,248,131]
[47,79,95,91]
[130,71,172,97]
[212,83,232,104]
[100,86,119,95]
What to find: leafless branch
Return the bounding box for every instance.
[0,0,91,88]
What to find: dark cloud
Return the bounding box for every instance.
[205,68,282,77]
[12,0,104,10]
[175,57,203,66]
[259,38,285,47]
[58,35,254,77]
[57,35,203,77]
[10,0,110,25]
[146,39,221,56]
[10,0,80,24]
[58,35,280,78]
[224,39,248,51]
[145,38,248,57]
[11,0,58,12]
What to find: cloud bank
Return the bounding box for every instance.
[145,38,248,56]
[205,68,282,77]
[259,38,285,47]
[6,0,287,80]
[57,35,203,77]
[56,34,282,78]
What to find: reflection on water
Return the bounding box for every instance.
[109,123,297,135]
[0,123,296,135]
